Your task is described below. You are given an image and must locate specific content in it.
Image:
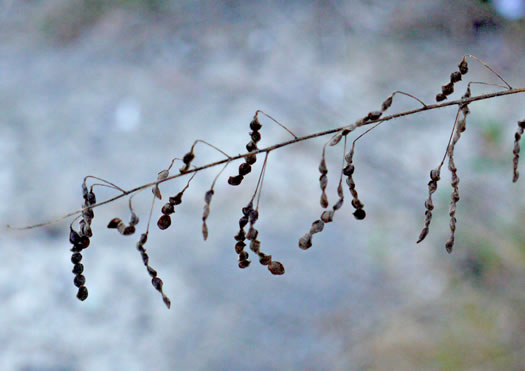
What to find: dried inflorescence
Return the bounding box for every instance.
[444,103,470,253]
[228,115,261,186]
[344,147,366,220]
[417,86,471,249]
[157,172,196,231]
[417,168,441,244]
[319,156,329,208]
[436,57,468,102]
[14,54,522,309]
[135,232,171,308]
[69,224,89,301]
[512,120,525,182]
[67,179,98,301]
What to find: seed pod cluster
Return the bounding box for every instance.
[228,116,260,186]
[135,232,171,308]
[353,91,401,127]
[319,157,329,208]
[512,120,525,183]
[157,191,183,230]
[245,205,284,274]
[234,202,253,269]
[201,190,214,240]
[417,168,441,243]
[69,226,89,301]
[298,219,325,250]
[80,181,96,236]
[299,175,345,250]
[445,104,470,253]
[436,57,468,102]
[343,149,366,220]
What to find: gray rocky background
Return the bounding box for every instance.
[2,0,525,370]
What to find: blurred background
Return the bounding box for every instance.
[2,0,525,370]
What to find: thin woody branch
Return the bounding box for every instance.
[11,85,525,231]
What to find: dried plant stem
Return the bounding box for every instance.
[9,87,525,231]
[255,110,298,139]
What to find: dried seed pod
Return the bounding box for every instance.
[76,236,90,250]
[319,157,329,208]
[235,229,246,241]
[458,57,468,74]
[441,82,454,96]
[249,210,259,224]
[239,215,249,229]
[134,232,171,308]
[444,105,469,253]
[129,213,139,227]
[239,163,252,176]
[157,215,172,230]
[228,175,244,186]
[86,192,96,206]
[417,168,441,243]
[512,120,525,183]
[202,223,208,241]
[79,221,92,238]
[436,93,447,102]
[71,253,83,264]
[108,218,122,229]
[381,96,393,111]
[344,149,365,219]
[72,263,84,275]
[330,133,343,146]
[235,241,246,254]
[250,118,262,131]
[143,256,156,273]
[242,203,253,216]
[122,225,135,236]
[250,131,262,143]
[238,260,251,269]
[310,220,325,234]
[245,154,257,165]
[152,170,169,199]
[353,208,366,220]
[116,220,127,234]
[69,228,81,245]
[268,261,285,275]
[239,250,249,261]
[298,233,313,250]
[450,71,462,83]
[204,190,214,204]
[249,239,261,253]
[76,286,88,301]
[161,203,175,215]
[246,226,258,240]
[182,152,195,165]
[320,210,334,223]
[168,194,180,206]
[246,141,258,152]
[73,275,86,288]
[366,111,382,121]
[259,254,272,265]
